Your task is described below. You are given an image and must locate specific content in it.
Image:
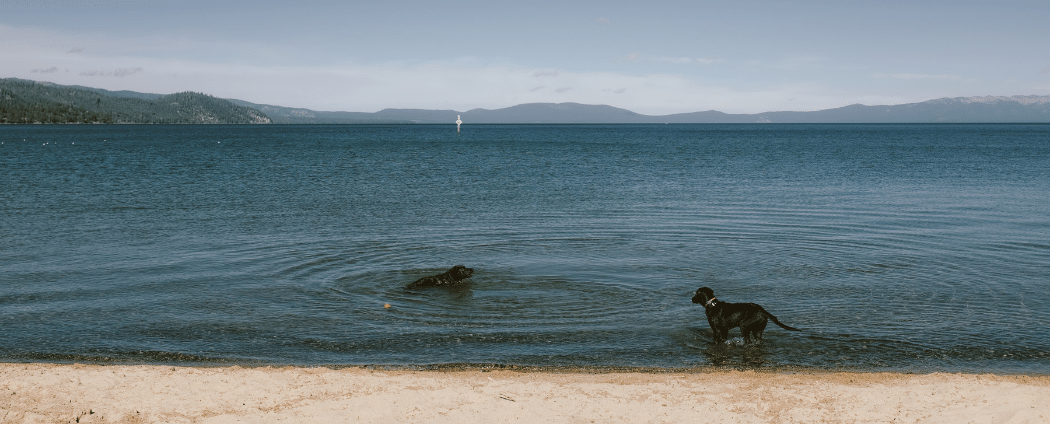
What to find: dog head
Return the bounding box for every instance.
[447,265,474,281]
[692,286,715,304]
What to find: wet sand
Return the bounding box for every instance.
[2,363,1048,423]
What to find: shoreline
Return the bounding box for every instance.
[4,359,1047,376]
[3,363,1048,423]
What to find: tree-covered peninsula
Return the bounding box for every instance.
[0,78,271,124]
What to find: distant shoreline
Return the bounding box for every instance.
[6,78,1050,124]
[4,360,1046,376]
[5,121,1050,126]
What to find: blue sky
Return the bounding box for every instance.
[3,0,1048,114]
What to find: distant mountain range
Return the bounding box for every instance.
[4,77,1050,124]
[231,96,1050,124]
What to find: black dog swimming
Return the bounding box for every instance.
[692,287,800,345]
[407,265,474,288]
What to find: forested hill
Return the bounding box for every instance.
[0,78,271,124]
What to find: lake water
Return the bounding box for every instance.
[2,124,1048,373]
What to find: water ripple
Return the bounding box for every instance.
[3,124,1049,372]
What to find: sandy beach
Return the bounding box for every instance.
[1,363,1048,423]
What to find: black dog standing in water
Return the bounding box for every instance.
[692,287,801,345]
[407,265,474,288]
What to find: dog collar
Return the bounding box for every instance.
[705,297,718,307]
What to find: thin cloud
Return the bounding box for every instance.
[761,55,832,72]
[529,86,545,92]
[875,73,965,81]
[657,56,719,64]
[624,53,639,62]
[112,67,142,77]
[596,17,611,25]
[661,57,693,64]
[79,67,144,77]
[532,70,559,77]
[31,66,59,73]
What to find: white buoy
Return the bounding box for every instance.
[456,115,462,133]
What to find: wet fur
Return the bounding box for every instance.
[691,287,800,344]
[407,265,474,288]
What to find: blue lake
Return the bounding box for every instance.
[2,124,1048,373]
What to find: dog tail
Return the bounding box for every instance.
[761,308,801,331]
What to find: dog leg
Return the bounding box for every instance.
[718,328,730,344]
[742,320,767,345]
[708,322,721,344]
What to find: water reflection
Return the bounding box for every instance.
[697,336,772,368]
[401,282,475,298]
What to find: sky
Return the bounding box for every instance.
[2,0,1049,115]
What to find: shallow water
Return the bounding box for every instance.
[2,124,1048,373]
